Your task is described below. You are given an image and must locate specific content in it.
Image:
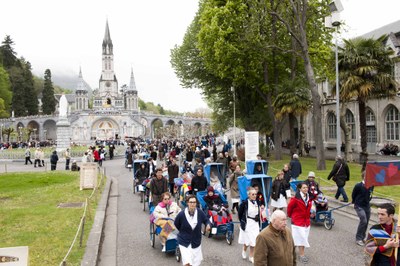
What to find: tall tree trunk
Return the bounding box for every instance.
[289,113,297,154]
[358,98,368,170]
[299,115,305,156]
[340,103,351,162]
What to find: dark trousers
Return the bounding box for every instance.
[169,183,175,194]
[25,157,32,164]
[51,163,57,171]
[65,158,70,170]
[335,186,348,201]
[34,159,41,167]
[355,206,370,241]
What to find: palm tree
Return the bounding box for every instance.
[273,82,311,155]
[338,35,398,168]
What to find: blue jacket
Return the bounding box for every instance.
[174,208,209,248]
[289,159,302,178]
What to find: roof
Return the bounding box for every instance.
[361,20,400,39]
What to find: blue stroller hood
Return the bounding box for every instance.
[246,160,269,175]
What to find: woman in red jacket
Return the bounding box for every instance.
[287,182,312,264]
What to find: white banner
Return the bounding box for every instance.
[245,131,259,161]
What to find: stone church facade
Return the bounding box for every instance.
[0,21,211,145]
[287,20,400,154]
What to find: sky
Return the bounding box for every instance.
[0,0,399,113]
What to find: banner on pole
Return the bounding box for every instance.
[245,131,259,161]
[365,161,400,188]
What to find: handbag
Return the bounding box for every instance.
[332,164,343,182]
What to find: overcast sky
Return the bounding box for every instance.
[1,0,399,112]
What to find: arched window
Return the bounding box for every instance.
[366,109,375,123]
[327,112,336,139]
[385,106,400,140]
[345,110,356,139]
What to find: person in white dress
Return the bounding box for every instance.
[270,171,288,211]
[238,187,260,264]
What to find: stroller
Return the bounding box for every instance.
[197,190,234,245]
[238,170,272,230]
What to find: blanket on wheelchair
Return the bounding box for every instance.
[208,210,232,226]
[154,219,177,239]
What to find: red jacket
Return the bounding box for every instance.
[287,193,312,227]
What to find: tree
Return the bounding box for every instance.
[8,66,26,117]
[41,69,56,114]
[21,60,38,115]
[338,35,398,168]
[0,65,12,117]
[0,35,18,69]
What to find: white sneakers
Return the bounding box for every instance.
[249,257,254,263]
[242,250,247,259]
[162,245,166,252]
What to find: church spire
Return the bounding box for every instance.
[128,67,137,91]
[102,20,113,55]
[76,66,87,92]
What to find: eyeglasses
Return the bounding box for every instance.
[163,198,170,200]
[188,201,197,204]
[250,193,257,196]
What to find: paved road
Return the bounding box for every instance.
[98,158,371,266]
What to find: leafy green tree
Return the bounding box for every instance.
[21,60,38,115]
[8,66,26,117]
[0,35,18,69]
[0,65,12,117]
[41,69,56,114]
[338,35,397,167]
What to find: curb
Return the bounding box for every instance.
[81,176,113,266]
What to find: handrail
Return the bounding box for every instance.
[59,166,106,265]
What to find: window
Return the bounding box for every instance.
[385,106,400,140]
[366,109,375,122]
[327,112,336,139]
[345,110,356,139]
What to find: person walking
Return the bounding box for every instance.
[289,154,302,180]
[352,171,374,246]
[149,168,168,207]
[327,155,350,202]
[25,148,33,165]
[191,167,208,196]
[50,150,59,171]
[229,164,242,214]
[34,148,41,167]
[238,187,261,264]
[254,210,296,266]
[365,203,400,265]
[174,195,210,266]
[168,159,179,195]
[270,171,288,212]
[65,148,71,170]
[287,182,312,264]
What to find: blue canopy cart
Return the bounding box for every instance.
[204,163,226,191]
[246,160,269,175]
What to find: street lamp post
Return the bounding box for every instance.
[231,87,236,156]
[325,0,343,157]
[0,124,3,143]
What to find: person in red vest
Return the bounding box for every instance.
[287,182,312,264]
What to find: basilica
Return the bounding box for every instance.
[1,21,210,145]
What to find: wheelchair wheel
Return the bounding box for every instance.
[175,246,181,262]
[226,230,233,245]
[324,218,335,230]
[150,223,155,247]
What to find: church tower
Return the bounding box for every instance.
[75,67,89,111]
[126,68,139,112]
[94,20,124,109]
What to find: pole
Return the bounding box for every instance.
[335,28,341,157]
[232,87,236,156]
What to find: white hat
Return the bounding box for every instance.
[308,171,315,177]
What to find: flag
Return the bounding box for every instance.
[365,161,400,188]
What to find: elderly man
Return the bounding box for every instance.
[254,210,296,266]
